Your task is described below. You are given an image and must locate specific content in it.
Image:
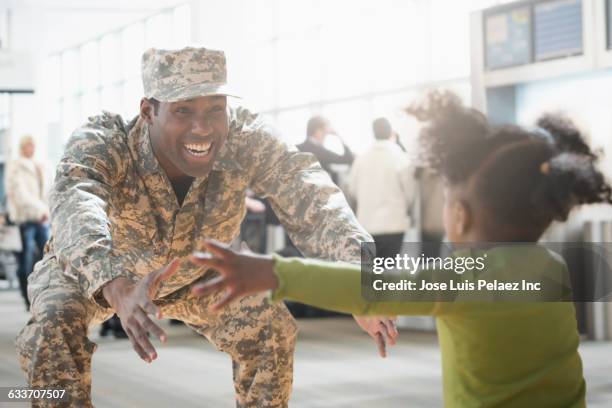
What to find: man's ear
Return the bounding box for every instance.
[454,200,471,237]
[140,98,154,124]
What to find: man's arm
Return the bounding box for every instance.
[245,124,368,262]
[236,108,397,356]
[49,113,128,306]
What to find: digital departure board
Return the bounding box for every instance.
[485,6,532,70]
[534,0,583,61]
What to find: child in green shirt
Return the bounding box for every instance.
[190,91,611,407]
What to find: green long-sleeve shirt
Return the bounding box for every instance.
[271,247,586,408]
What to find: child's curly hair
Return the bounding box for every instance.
[406,90,612,236]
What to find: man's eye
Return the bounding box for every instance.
[176,107,192,114]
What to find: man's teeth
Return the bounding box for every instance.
[185,142,212,156]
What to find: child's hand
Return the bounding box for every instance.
[189,240,278,311]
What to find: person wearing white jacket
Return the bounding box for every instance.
[348,118,415,259]
[5,135,49,309]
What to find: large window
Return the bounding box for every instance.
[44,3,191,160]
[233,0,499,152]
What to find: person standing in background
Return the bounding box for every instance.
[5,135,50,310]
[348,118,415,258]
[415,167,446,258]
[297,116,354,184]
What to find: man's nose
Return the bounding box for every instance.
[192,116,213,136]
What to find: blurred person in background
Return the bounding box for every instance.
[392,130,407,152]
[297,115,354,185]
[348,118,416,258]
[5,135,50,310]
[415,166,446,258]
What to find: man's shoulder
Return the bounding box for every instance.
[67,111,129,151]
[229,106,264,135]
[227,105,288,148]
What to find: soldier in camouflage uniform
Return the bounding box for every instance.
[14,47,395,407]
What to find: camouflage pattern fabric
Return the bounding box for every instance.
[142,47,239,102]
[15,106,371,407]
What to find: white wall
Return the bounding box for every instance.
[516,70,612,177]
[516,70,612,232]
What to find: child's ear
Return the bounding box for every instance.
[454,200,471,237]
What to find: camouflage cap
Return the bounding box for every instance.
[142,47,239,102]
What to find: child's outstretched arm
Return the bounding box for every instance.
[190,240,443,317]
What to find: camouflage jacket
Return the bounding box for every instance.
[46,106,371,305]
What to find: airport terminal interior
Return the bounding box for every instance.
[1,0,612,407]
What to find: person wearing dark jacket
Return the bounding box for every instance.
[297,116,354,184]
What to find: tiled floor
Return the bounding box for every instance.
[1,289,611,407]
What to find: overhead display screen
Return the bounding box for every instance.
[485,7,531,70]
[534,0,583,61]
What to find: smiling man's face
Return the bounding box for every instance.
[142,95,229,181]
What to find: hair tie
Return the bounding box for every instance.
[540,161,551,175]
[532,126,554,144]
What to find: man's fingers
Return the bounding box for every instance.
[192,276,227,297]
[135,328,158,361]
[378,321,396,346]
[140,300,160,317]
[126,327,152,363]
[382,318,399,341]
[127,317,158,361]
[374,332,387,358]
[135,307,167,343]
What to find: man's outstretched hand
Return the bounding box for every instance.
[353,315,399,358]
[102,259,181,363]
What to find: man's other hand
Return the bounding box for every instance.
[102,259,181,363]
[353,315,399,358]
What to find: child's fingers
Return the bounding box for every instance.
[189,253,224,270]
[148,258,181,298]
[239,241,254,254]
[192,277,227,297]
[153,258,181,287]
[203,240,233,259]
